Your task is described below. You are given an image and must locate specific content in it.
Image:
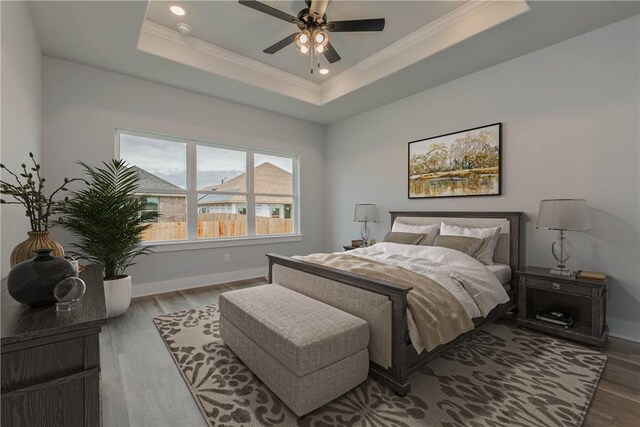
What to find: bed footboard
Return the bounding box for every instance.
[267,253,413,395]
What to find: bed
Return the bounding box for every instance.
[267,211,522,396]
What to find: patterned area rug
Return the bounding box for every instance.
[153,305,606,427]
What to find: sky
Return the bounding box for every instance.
[120,133,293,189]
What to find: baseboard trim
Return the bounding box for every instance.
[608,317,640,343]
[131,267,267,298]
[132,273,640,344]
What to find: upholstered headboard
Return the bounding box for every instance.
[389,211,522,284]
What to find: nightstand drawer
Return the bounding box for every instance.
[524,277,592,296]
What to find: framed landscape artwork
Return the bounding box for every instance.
[408,123,501,199]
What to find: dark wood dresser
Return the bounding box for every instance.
[1,265,107,426]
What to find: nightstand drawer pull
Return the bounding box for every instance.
[552,283,561,290]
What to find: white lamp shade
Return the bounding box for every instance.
[537,199,590,231]
[354,204,378,222]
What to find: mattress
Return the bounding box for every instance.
[487,263,512,285]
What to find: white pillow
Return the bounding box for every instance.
[440,222,501,265]
[391,221,439,246]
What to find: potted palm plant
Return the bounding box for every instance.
[59,159,158,317]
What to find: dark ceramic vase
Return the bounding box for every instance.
[7,249,75,307]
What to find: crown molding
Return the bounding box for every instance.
[321,0,500,91]
[319,0,530,103]
[138,21,323,104]
[137,1,530,106]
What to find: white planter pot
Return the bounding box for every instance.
[104,275,131,318]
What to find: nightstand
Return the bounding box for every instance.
[517,266,609,347]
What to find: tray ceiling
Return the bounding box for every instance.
[27,1,640,124]
[137,0,530,105]
[144,1,466,82]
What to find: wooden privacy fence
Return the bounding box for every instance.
[141,213,293,241]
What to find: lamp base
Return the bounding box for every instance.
[549,267,572,276]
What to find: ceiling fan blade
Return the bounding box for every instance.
[323,42,341,63]
[263,33,298,54]
[238,0,302,24]
[309,0,329,21]
[327,18,385,32]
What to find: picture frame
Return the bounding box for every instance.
[408,123,502,199]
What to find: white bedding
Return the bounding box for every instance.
[345,242,510,353]
[486,264,512,285]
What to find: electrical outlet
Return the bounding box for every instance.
[224,254,230,263]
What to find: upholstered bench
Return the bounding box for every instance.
[219,284,369,417]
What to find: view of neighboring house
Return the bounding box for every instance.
[199,162,293,219]
[131,166,186,222]
[133,162,292,221]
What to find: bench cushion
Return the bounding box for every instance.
[219,284,369,376]
[220,315,369,417]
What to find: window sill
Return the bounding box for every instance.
[141,234,304,253]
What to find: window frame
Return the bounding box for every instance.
[115,129,302,251]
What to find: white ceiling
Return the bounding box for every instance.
[27,1,640,124]
[145,1,465,82]
[138,0,531,105]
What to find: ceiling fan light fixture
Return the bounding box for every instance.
[312,30,329,46]
[295,30,311,48]
[168,3,187,16]
[239,0,385,75]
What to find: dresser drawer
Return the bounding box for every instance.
[1,337,86,392]
[524,277,593,296]
[1,368,100,427]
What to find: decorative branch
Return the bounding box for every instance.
[0,153,78,232]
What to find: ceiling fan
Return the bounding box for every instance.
[238,0,385,74]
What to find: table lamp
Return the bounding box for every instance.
[354,204,378,246]
[536,199,590,275]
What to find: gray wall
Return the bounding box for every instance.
[42,57,326,290]
[326,16,640,341]
[0,1,43,276]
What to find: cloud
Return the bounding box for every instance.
[120,133,294,189]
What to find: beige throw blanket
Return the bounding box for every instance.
[296,253,474,352]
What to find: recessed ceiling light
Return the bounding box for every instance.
[319,68,329,75]
[168,4,187,16]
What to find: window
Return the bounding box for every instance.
[118,130,299,244]
[140,196,159,223]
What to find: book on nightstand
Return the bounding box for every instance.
[536,309,575,328]
[576,270,606,282]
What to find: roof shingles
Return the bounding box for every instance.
[131,163,292,205]
[201,162,292,205]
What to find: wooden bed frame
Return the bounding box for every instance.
[267,211,522,396]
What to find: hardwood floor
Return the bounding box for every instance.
[100,278,640,427]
